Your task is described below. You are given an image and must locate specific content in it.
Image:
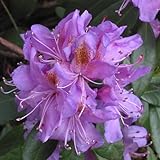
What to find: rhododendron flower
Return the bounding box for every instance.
[2,9,151,160]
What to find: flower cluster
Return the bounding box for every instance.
[10,10,151,160]
[117,0,160,38]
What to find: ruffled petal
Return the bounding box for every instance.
[104,34,143,64]
[116,63,151,87]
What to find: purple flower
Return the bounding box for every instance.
[122,125,148,160]
[5,9,151,159]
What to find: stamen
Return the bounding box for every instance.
[131,151,148,157]
[53,34,62,57]
[124,99,142,111]
[72,118,81,155]
[76,117,88,141]
[32,36,61,60]
[2,77,15,86]
[37,95,53,130]
[64,119,71,149]
[15,94,36,108]
[119,103,133,115]
[17,61,23,66]
[115,0,131,16]
[0,86,17,94]
[38,55,56,64]
[16,97,46,121]
[78,104,85,118]
[64,144,72,150]
[57,78,78,89]
[83,75,103,85]
[112,53,130,63]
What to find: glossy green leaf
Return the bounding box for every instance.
[150,107,160,158]
[0,91,18,125]
[141,90,160,106]
[23,128,57,160]
[151,75,160,85]
[131,23,156,96]
[147,147,158,160]
[0,125,24,156]
[94,142,123,160]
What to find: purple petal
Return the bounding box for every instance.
[31,24,55,46]
[74,117,104,152]
[104,34,143,64]
[116,63,151,87]
[62,83,82,117]
[104,118,123,143]
[132,0,160,22]
[150,19,160,38]
[38,99,61,142]
[11,65,36,91]
[84,61,115,80]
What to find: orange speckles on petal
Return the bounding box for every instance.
[47,72,58,86]
[75,44,90,66]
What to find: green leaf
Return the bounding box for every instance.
[23,128,57,160]
[138,100,149,128]
[94,142,123,160]
[89,0,117,17]
[3,29,23,47]
[151,75,160,85]
[0,124,12,140]
[147,147,158,160]
[96,154,108,160]
[0,146,23,160]
[91,1,121,25]
[155,37,160,68]
[61,147,84,160]
[0,91,18,125]
[150,107,160,158]
[131,23,156,96]
[141,90,160,106]
[0,125,24,156]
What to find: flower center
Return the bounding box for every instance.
[75,44,90,66]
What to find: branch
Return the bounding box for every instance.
[0,37,23,57]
